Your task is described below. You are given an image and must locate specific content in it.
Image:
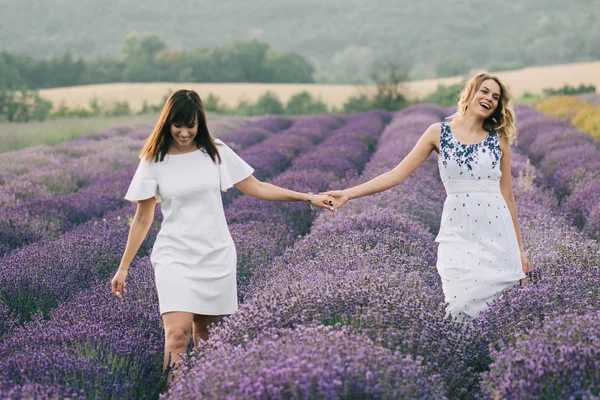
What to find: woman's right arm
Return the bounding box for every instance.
[111,197,156,298]
[324,123,440,207]
[119,197,156,269]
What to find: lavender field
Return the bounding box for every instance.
[0,106,598,399]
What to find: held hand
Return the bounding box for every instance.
[310,194,337,213]
[321,190,350,210]
[111,267,128,300]
[520,251,532,280]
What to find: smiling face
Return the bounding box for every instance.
[469,79,501,119]
[169,114,199,152]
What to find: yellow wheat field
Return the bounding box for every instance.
[39,61,600,112]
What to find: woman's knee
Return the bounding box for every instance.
[164,327,189,349]
[163,312,193,349]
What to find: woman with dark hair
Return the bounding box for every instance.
[325,73,532,321]
[110,89,335,380]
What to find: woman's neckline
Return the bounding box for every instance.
[166,148,201,156]
[447,122,490,146]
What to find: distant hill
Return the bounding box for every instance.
[1,0,599,81]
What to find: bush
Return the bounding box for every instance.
[543,83,596,96]
[482,311,600,399]
[50,103,96,118]
[202,92,227,113]
[535,95,589,120]
[342,94,373,113]
[254,91,284,115]
[285,91,328,115]
[535,95,600,141]
[108,100,131,116]
[572,106,600,140]
[0,89,53,122]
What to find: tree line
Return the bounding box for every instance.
[0,34,315,91]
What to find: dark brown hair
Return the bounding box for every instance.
[140,89,221,163]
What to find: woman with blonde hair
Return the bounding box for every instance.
[325,73,531,320]
[110,89,336,381]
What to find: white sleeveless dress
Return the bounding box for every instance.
[124,139,254,316]
[435,123,526,319]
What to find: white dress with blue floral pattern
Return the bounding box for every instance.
[435,122,525,319]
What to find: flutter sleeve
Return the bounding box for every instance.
[215,138,254,192]
[124,158,161,202]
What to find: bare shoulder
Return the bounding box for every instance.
[498,134,511,152]
[422,122,442,143]
[424,122,443,138]
[422,122,443,153]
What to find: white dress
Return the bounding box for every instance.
[435,123,526,319]
[124,139,254,315]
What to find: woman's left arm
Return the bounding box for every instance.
[499,136,531,275]
[234,175,336,210]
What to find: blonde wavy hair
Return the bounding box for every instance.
[449,73,517,143]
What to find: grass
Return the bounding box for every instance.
[0,113,160,154]
[513,93,542,106]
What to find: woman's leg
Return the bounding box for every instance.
[192,314,221,347]
[162,311,194,380]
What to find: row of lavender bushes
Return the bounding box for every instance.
[514,106,600,239]
[0,118,253,204]
[0,117,293,256]
[166,105,599,399]
[0,114,335,334]
[1,106,597,398]
[0,111,388,398]
[474,107,600,399]
[166,106,463,399]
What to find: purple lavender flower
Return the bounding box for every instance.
[481,310,600,400]
[0,258,165,399]
[165,325,447,400]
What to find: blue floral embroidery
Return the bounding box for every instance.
[440,123,501,171]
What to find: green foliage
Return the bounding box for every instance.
[0,38,315,90]
[235,99,256,117]
[89,96,102,115]
[422,83,465,107]
[80,57,124,85]
[50,103,94,119]
[371,92,408,111]
[30,94,53,121]
[0,89,53,122]
[341,94,374,113]
[109,101,131,117]
[254,91,285,115]
[121,33,168,82]
[0,54,28,89]
[337,58,411,113]
[201,91,328,116]
[202,93,228,113]
[285,91,328,115]
[543,84,596,96]
[268,52,315,83]
[368,58,410,111]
